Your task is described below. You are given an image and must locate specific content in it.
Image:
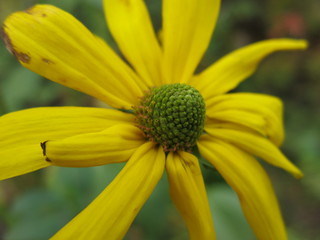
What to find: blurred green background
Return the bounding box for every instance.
[0,0,319,239]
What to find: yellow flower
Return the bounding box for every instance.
[1,0,307,239]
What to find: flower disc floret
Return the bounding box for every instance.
[134,83,206,152]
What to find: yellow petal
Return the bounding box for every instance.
[205,127,303,178]
[207,109,266,135]
[191,39,308,98]
[2,4,145,109]
[44,124,145,167]
[198,136,287,240]
[166,151,216,240]
[0,107,134,180]
[162,0,220,84]
[206,93,284,146]
[104,0,162,87]
[51,142,165,240]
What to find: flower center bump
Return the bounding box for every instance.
[134,83,206,152]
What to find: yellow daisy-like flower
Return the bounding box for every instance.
[1,0,307,239]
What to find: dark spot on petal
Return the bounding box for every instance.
[15,52,31,63]
[1,26,14,54]
[1,26,31,63]
[40,141,47,156]
[122,0,131,6]
[24,7,33,14]
[42,58,54,64]
[24,6,47,17]
[41,141,52,163]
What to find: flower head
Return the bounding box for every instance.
[1,0,307,239]
[134,83,206,152]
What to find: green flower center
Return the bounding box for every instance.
[134,83,206,152]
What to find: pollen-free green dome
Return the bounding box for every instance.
[134,83,206,152]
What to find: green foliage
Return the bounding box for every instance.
[1,67,42,111]
[207,184,255,240]
[4,189,70,240]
